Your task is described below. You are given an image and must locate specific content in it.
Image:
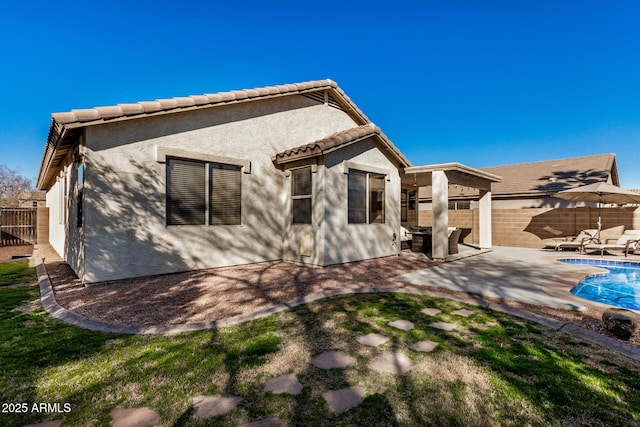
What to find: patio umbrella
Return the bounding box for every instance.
[553,182,640,240]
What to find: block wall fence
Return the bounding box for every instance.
[419,206,640,248]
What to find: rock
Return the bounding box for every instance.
[602,308,639,340]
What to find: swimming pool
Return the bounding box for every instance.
[560,259,640,310]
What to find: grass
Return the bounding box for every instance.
[0,260,36,286]
[1,286,639,426]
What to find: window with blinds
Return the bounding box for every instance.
[348,170,367,224]
[210,163,241,225]
[166,158,241,226]
[291,166,312,224]
[348,170,385,224]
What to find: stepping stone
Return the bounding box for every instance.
[429,322,457,331]
[451,309,474,317]
[388,319,414,331]
[264,373,302,395]
[410,340,439,353]
[191,395,241,420]
[369,352,415,375]
[311,351,356,369]
[239,417,286,427]
[322,386,366,414]
[357,333,390,347]
[110,407,160,427]
[22,422,63,427]
[421,308,442,316]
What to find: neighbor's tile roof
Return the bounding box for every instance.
[51,79,369,126]
[273,123,411,168]
[419,153,618,199]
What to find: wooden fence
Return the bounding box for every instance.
[0,208,37,246]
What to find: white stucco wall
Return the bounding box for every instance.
[322,139,401,265]
[81,95,359,283]
[45,160,84,279]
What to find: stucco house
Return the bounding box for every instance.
[36,80,419,283]
[37,79,499,284]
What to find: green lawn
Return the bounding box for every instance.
[0,260,36,286]
[1,285,639,426]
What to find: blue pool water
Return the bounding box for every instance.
[560,259,640,310]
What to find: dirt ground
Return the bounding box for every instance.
[36,244,638,347]
[0,244,33,262]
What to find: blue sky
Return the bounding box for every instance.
[1,1,639,188]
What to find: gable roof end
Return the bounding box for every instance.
[37,79,372,190]
[273,123,412,168]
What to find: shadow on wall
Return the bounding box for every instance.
[524,206,638,241]
[534,168,610,198]
[84,158,284,284]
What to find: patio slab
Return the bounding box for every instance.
[357,333,390,347]
[322,386,366,413]
[421,308,442,316]
[369,352,415,375]
[264,373,302,395]
[311,351,356,369]
[394,246,622,310]
[388,319,414,331]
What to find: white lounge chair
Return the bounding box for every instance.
[543,229,598,252]
[584,230,640,257]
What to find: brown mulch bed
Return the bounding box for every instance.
[36,244,638,347]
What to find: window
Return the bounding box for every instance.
[210,163,241,225]
[448,200,470,210]
[291,166,312,224]
[166,158,241,225]
[348,170,385,224]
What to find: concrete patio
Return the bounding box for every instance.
[394,245,640,311]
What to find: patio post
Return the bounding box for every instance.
[432,170,449,261]
[478,189,492,249]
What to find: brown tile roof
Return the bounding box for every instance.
[419,153,618,199]
[37,79,373,190]
[273,123,411,168]
[50,79,369,126]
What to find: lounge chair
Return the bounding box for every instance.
[543,229,598,252]
[583,230,640,257]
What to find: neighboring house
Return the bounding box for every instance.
[36,80,413,283]
[419,153,619,211]
[18,191,46,208]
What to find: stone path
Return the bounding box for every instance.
[429,321,458,331]
[357,333,390,347]
[30,306,465,425]
[410,340,439,352]
[239,417,286,427]
[110,407,160,427]
[191,396,242,420]
[322,386,366,414]
[388,319,414,331]
[311,351,356,369]
[452,309,474,317]
[265,373,302,395]
[369,352,415,375]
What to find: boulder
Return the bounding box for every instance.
[602,308,639,340]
